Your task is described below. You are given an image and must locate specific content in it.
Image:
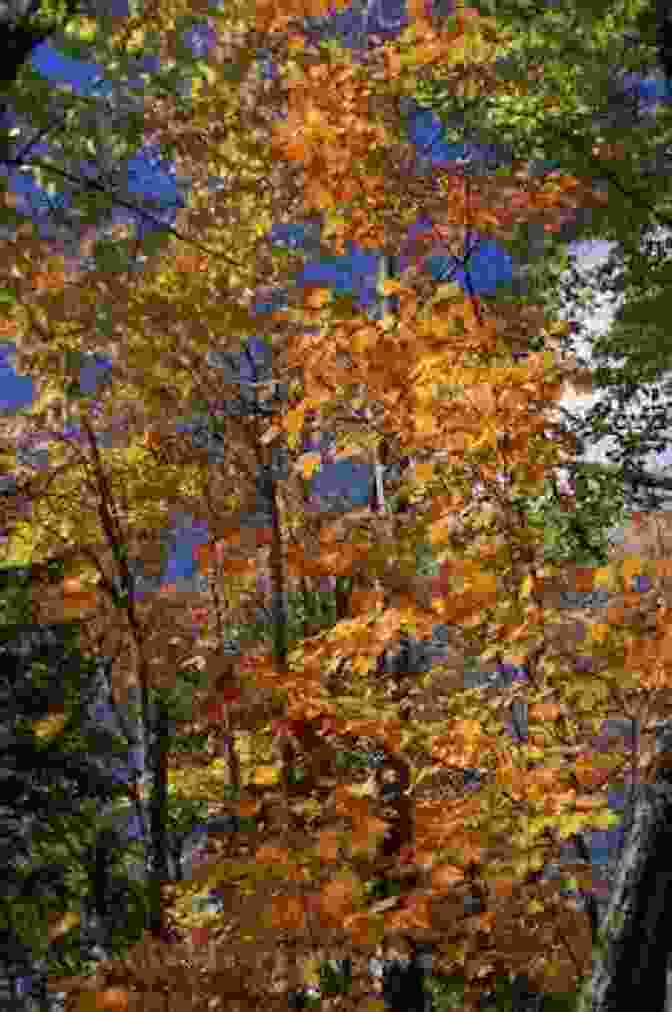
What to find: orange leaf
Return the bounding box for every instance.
[572,567,596,592]
[348,588,385,614]
[251,764,281,786]
[235,797,262,818]
[60,583,99,616]
[431,863,465,890]
[529,702,562,721]
[76,989,129,1011]
[318,870,363,922]
[143,428,162,450]
[99,991,129,1012]
[267,894,307,932]
[316,829,343,863]
[256,843,293,866]
[304,286,331,309]
[297,451,322,479]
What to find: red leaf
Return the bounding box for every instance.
[272,718,295,738]
[207,703,226,723]
[398,845,416,865]
[191,926,211,947]
[256,526,274,547]
[219,686,242,704]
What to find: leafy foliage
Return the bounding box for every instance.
[406,0,672,528]
[0,563,146,995]
[2,1,672,1011]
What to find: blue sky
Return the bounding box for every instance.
[2,0,672,916]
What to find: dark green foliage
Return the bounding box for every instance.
[425,967,584,1012]
[318,957,352,997]
[0,563,147,993]
[365,876,404,902]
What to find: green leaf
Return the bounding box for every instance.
[95,304,115,337]
[193,59,216,87]
[93,238,134,274]
[140,228,173,260]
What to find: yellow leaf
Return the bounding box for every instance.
[71,16,98,41]
[591,808,621,831]
[347,775,378,798]
[75,996,100,1012]
[127,27,146,49]
[593,564,619,590]
[443,39,466,66]
[620,556,646,586]
[304,104,324,127]
[251,764,281,786]
[284,405,308,449]
[32,712,68,740]
[352,654,376,676]
[415,412,439,435]
[300,954,323,987]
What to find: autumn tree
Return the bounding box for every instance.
[406,0,672,524]
[401,9,672,1004]
[4,3,672,1012]
[177,2,672,1007]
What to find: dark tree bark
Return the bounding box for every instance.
[146,696,172,939]
[657,0,672,92]
[577,721,672,1011]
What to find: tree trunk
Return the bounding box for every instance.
[147,697,171,938]
[577,721,672,1012]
